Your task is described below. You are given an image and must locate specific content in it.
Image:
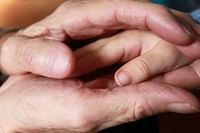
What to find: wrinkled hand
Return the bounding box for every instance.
[0,74,199,133]
[1,0,199,79]
[20,0,194,44]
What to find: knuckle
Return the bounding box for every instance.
[122,100,136,122]
[134,58,151,79]
[112,0,127,25]
[123,90,155,122]
[134,98,155,120]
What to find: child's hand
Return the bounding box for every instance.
[74,29,200,87]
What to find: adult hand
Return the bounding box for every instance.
[1,0,199,78]
[0,74,199,133]
[20,0,194,44]
[0,33,76,78]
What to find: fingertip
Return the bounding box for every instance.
[158,21,193,46]
[138,82,200,114]
[166,93,200,114]
[162,84,200,114]
[46,46,76,79]
[169,15,194,45]
[147,5,193,45]
[168,27,194,45]
[115,70,133,86]
[167,103,200,114]
[31,40,76,79]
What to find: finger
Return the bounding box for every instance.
[73,30,192,85]
[115,42,192,86]
[172,9,200,38]
[176,39,200,59]
[1,36,75,78]
[20,0,193,45]
[4,75,200,132]
[170,10,200,58]
[151,59,200,90]
[73,30,143,77]
[97,82,200,131]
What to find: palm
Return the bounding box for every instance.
[0,74,199,132]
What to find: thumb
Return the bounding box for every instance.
[97,81,200,131]
[1,36,75,78]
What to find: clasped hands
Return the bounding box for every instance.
[0,0,200,132]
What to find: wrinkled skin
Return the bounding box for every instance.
[1,0,200,79]
[0,0,200,133]
[1,30,200,133]
[0,74,199,133]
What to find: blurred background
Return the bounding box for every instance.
[0,0,200,133]
[0,0,200,28]
[152,0,200,12]
[0,0,66,28]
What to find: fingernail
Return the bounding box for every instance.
[49,51,69,74]
[116,70,133,86]
[171,12,193,36]
[183,26,200,42]
[167,103,200,114]
[182,25,194,37]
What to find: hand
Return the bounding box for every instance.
[0,34,76,78]
[150,58,200,90]
[0,74,199,133]
[20,0,194,44]
[72,29,200,88]
[1,0,199,79]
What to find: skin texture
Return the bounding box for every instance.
[20,0,194,44]
[73,30,200,88]
[0,30,200,133]
[1,0,200,80]
[0,0,200,132]
[0,74,199,133]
